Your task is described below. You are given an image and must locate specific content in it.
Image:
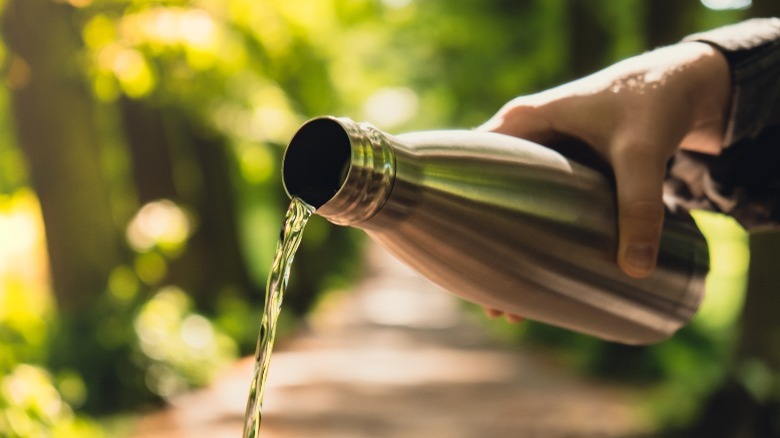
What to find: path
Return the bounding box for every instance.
[131,244,653,438]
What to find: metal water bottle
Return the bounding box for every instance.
[282,116,709,345]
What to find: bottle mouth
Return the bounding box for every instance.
[282,118,352,208]
[283,116,395,226]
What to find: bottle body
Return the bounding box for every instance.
[283,116,708,345]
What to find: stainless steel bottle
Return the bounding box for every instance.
[282,116,709,345]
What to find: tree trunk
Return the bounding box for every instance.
[120,97,178,203]
[171,119,259,312]
[1,0,148,414]
[119,99,258,311]
[750,0,780,17]
[1,0,123,314]
[566,0,612,77]
[643,0,701,49]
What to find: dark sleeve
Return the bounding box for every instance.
[683,18,780,146]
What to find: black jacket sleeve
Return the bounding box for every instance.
[683,17,780,146]
[665,19,780,229]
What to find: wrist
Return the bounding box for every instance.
[680,42,732,153]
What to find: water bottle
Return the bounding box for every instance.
[282,116,708,345]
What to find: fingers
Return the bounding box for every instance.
[609,139,668,278]
[484,307,503,318]
[483,94,672,280]
[478,96,565,146]
[484,307,525,323]
[504,313,525,324]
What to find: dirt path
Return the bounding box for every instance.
[131,244,653,438]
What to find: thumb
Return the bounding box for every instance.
[478,97,562,145]
[610,142,668,279]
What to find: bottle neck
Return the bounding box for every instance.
[282,116,395,226]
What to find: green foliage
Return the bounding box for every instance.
[0,364,106,438]
[133,286,238,398]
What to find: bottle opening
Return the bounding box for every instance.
[283,118,351,208]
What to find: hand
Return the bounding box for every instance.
[481,42,731,279]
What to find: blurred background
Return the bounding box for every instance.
[0,0,777,436]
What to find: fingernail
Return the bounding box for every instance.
[505,314,524,324]
[625,244,655,272]
[484,308,501,319]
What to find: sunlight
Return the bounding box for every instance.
[126,199,192,253]
[133,286,238,399]
[690,211,749,332]
[179,10,218,48]
[127,7,219,49]
[363,87,419,129]
[181,314,216,350]
[61,0,94,7]
[0,191,45,278]
[359,283,459,328]
[109,47,155,97]
[382,0,413,8]
[250,106,296,142]
[3,365,64,419]
[0,190,51,321]
[263,346,520,390]
[700,0,751,10]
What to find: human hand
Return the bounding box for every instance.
[480,42,730,280]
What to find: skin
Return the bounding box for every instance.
[480,41,732,323]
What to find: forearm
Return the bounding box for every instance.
[684,18,780,146]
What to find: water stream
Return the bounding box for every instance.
[242,197,313,438]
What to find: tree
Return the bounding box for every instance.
[120,98,258,313]
[0,0,152,413]
[2,0,124,315]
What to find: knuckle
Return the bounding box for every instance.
[621,200,664,220]
[620,201,665,236]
